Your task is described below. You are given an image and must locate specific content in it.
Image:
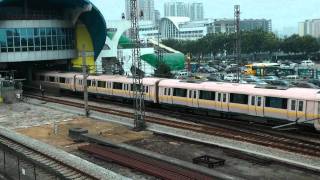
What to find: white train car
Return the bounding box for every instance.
[34,72,161,103]
[33,71,77,91]
[74,74,161,103]
[158,79,320,130]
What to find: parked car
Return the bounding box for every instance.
[291,82,319,89]
[308,79,320,87]
[265,80,290,87]
[301,60,315,67]
[285,75,299,81]
[224,74,239,81]
[175,71,190,79]
[261,76,279,81]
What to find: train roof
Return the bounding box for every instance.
[37,72,161,85]
[37,71,80,78]
[159,79,320,101]
[85,75,161,85]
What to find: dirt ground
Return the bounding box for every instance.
[16,117,153,152]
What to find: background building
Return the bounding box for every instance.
[154,10,161,25]
[164,1,189,17]
[125,0,155,22]
[0,0,106,73]
[299,19,320,38]
[241,19,272,32]
[189,3,204,21]
[206,19,272,34]
[164,1,204,21]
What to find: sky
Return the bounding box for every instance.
[90,0,320,35]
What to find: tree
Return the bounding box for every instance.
[300,35,320,55]
[154,61,172,78]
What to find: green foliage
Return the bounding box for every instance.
[162,30,320,57]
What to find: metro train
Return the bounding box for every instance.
[32,71,320,131]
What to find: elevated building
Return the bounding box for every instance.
[160,17,210,40]
[0,0,106,73]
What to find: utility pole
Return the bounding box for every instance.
[234,5,241,82]
[82,44,89,117]
[130,0,145,131]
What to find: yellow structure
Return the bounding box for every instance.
[71,23,95,73]
[244,63,280,76]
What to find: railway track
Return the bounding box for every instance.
[25,93,320,158]
[79,144,213,180]
[0,133,98,179]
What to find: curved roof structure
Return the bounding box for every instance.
[0,0,107,59]
[161,16,190,30]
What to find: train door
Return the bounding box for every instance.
[249,96,263,116]
[216,92,222,111]
[217,92,228,112]
[249,96,256,116]
[188,90,198,107]
[192,90,198,108]
[288,99,305,121]
[305,101,314,122]
[222,93,228,112]
[255,96,264,117]
[163,88,172,104]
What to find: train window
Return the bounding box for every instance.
[189,91,192,98]
[217,93,221,101]
[193,91,197,99]
[173,88,187,97]
[298,101,304,112]
[39,75,45,81]
[291,100,296,110]
[98,81,106,88]
[265,97,287,109]
[59,77,66,83]
[49,76,55,82]
[87,80,91,86]
[199,91,215,100]
[257,97,262,106]
[144,86,149,93]
[230,93,248,104]
[164,88,167,95]
[223,94,227,102]
[113,82,123,90]
[168,88,171,95]
[251,96,255,105]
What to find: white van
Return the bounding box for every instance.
[301,60,315,67]
[285,75,299,81]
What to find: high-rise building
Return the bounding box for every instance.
[164,2,189,17]
[154,10,161,25]
[190,3,204,21]
[125,0,155,22]
[299,19,320,38]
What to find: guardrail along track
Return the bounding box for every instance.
[0,133,97,179]
[25,94,320,158]
[79,144,213,180]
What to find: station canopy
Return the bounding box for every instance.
[0,0,107,59]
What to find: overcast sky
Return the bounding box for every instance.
[90,0,320,35]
